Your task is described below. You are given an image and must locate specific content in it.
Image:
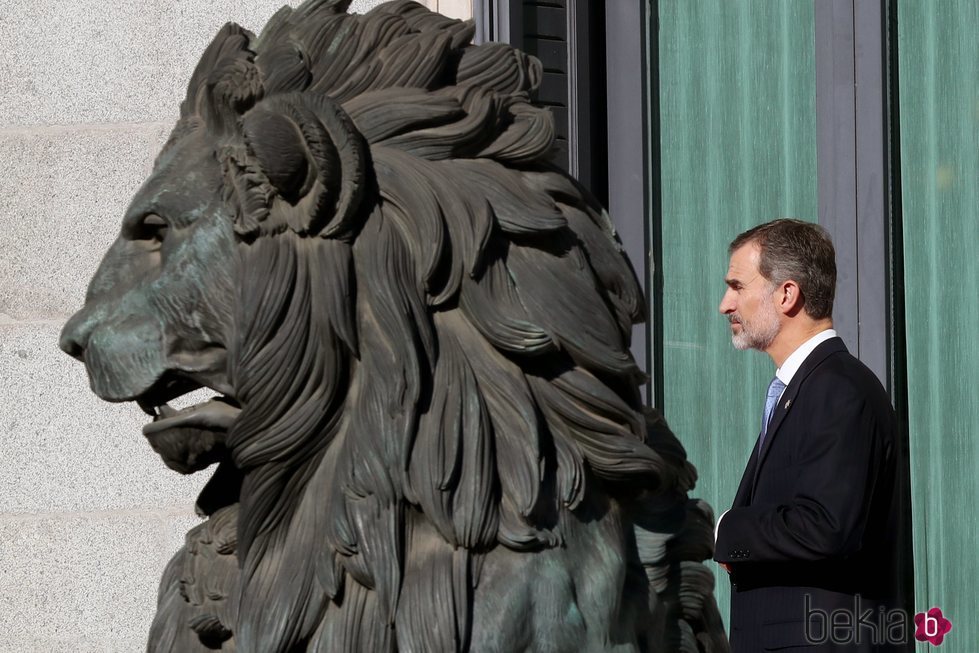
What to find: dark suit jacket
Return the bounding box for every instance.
[714,338,913,652]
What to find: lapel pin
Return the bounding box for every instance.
[784,399,792,409]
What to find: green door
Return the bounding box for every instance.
[898,1,979,647]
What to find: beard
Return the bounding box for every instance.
[729,300,780,351]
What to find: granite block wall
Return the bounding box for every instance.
[0,1,471,650]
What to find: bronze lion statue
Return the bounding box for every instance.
[59,1,728,651]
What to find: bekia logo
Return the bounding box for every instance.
[804,596,953,646]
[914,607,952,646]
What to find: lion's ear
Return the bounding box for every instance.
[241,109,312,202]
[236,93,367,239]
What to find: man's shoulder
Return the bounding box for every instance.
[814,346,879,383]
[802,345,891,407]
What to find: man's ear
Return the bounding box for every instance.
[777,280,804,316]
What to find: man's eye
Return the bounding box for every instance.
[136,214,169,242]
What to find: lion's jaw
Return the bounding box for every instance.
[60,134,241,473]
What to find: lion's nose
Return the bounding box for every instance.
[59,309,96,361]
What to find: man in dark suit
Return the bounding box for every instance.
[714,219,912,652]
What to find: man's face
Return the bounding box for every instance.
[719,242,781,351]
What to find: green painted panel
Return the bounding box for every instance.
[898,1,979,649]
[654,0,817,630]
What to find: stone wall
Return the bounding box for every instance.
[0,1,471,650]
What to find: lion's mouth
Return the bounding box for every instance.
[141,396,241,435]
[133,373,242,476]
[134,372,241,430]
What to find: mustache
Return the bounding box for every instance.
[727,315,741,325]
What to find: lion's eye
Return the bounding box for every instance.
[135,214,170,243]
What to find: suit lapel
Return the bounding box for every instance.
[750,337,848,493]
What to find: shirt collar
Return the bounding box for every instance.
[776,328,838,387]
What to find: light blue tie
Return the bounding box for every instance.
[760,375,787,449]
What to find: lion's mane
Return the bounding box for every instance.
[149,1,724,651]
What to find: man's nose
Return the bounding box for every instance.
[719,289,735,315]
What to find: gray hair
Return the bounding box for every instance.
[729,218,837,320]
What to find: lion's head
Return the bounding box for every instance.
[61,1,726,652]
